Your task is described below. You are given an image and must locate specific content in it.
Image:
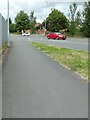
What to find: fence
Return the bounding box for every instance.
[0,13,8,47]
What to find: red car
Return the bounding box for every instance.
[47,32,66,40]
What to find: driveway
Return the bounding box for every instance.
[2,35,88,118]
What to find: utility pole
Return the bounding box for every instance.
[7,0,10,47]
[45,1,47,35]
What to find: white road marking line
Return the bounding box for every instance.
[28,37,31,41]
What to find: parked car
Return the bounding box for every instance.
[47,32,66,40]
[22,32,30,36]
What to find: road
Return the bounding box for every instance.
[2,35,88,118]
[28,34,88,52]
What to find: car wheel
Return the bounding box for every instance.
[56,37,59,40]
[47,36,50,39]
[63,38,66,40]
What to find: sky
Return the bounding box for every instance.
[0,0,87,23]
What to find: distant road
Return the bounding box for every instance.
[23,34,88,52]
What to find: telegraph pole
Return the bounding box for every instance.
[45,1,47,35]
[45,1,46,30]
[7,0,10,47]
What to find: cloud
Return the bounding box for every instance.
[0,0,85,23]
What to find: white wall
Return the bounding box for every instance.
[0,13,8,46]
[0,14,2,47]
[0,13,8,120]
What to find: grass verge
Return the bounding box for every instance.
[0,41,13,55]
[0,42,8,55]
[31,42,89,80]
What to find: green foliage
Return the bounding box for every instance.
[9,23,17,33]
[35,24,43,30]
[29,11,36,33]
[31,42,88,80]
[43,9,69,32]
[15,10,30,32]
[68,3,77,22]
[82,1,90,37]
[35,25,40,30]
[75,11,82,26]
[68,21,77,36]
[68,3,78,36]
[68,2,90,37]
[9,18,12,25]
[9,17,17,33]
[0,42,8,55]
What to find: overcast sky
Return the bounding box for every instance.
[0,0,87,23]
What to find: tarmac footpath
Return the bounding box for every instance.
[2,35,88,118]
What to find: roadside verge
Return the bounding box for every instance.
[0,41,12,64]
[31,42,88,81]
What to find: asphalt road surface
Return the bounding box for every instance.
[29,34,88,52]
[2,35,88,118]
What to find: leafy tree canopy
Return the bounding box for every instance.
[9,23,17,33]
[43,9,69,32]
[29,11,36,33]
[9,18,12,25]
[15,10,30,32]
[68,2,78,36]
[82,1,90,37]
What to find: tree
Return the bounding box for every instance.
[43,9,69,32]
[29,11,36,33]
[9,18,12,25]
[68,2,77,36]
[15,10,30,32]
[68,3,77,22]
[9,23,17,33]
[8,18,16,33]
[35,24,43,30]
[82,1,90,37]
[75,11,82,26]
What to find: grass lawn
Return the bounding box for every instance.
[31,42,89,81]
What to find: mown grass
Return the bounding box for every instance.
[31,42,89,80]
